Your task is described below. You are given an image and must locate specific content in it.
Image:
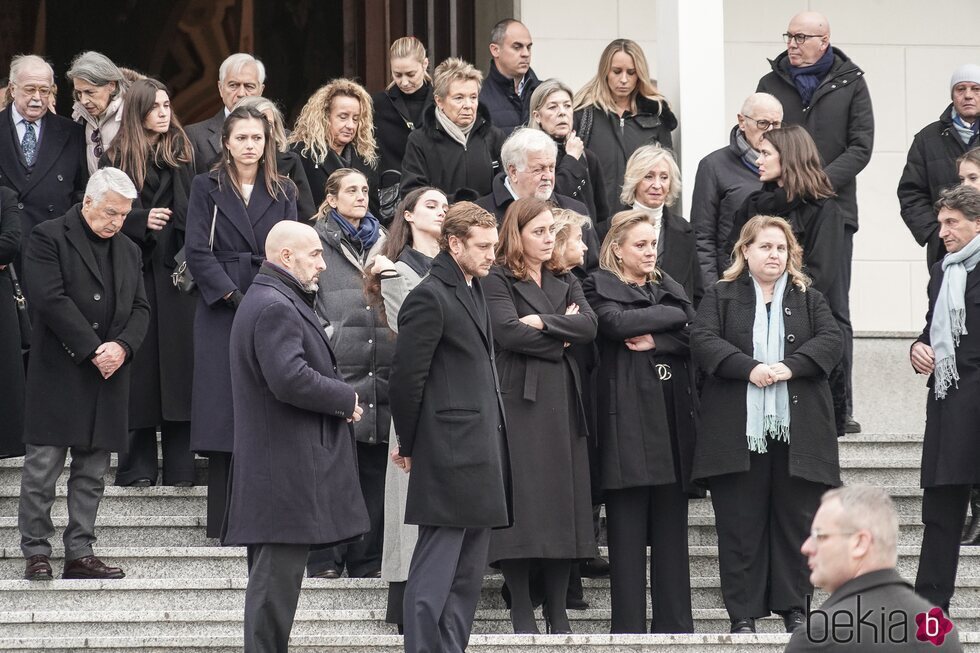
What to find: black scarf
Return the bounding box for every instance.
[788,48,835,106]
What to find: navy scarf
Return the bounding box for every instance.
[331,208,381,251]
[788,48,835,106]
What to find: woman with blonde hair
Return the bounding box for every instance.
[573,40,677,215]
[691,215,842,635]
[289,78,381,217]
[400,57,506,200]
[373,37,433,175]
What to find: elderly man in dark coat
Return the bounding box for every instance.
[224,221,368,653]
[17,168,149,581]
[910,185,980,612]
[390,202,511,653]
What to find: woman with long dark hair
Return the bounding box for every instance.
[103,78,196,487]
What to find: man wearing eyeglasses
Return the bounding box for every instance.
[786,486,962,651]
[0,55,88,281]
[757,11,873,437]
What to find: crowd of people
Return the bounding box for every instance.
[0,8,976,653]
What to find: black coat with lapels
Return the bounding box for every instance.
[691,272,842,486]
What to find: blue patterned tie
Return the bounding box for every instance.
[22,121,37,166]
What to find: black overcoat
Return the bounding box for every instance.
[649,205,704,308]
[0,187,25,457]
[389,251,512,528]
[372,83,434,174]
[554,139,610,225]
[185,110,224,175]
[0,108,88,263]
[916,263,980,487]
[22,205,149,451]
[400,103,506,201]
[291,140,380,218]
[223,270,370,546]
[484,266,596,562]
[583,269,699,493]
[690,273,842,486]
[185,170,297,453]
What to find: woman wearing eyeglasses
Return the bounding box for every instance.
[692,215,842,635]
[67,51,129,175]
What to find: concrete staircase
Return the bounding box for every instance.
[0,335,977,652]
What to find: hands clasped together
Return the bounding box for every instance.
[749,362,793,388]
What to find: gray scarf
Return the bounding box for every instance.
[734,129,762,174]
[746,272,790,453]
[434,107,475,148]
[931,234,980,399]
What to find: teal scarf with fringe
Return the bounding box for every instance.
[746,272,790,453]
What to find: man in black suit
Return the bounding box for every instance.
[18,168,149,581]
[224,221,368,653]
[185,53,266,173]
[911,184,980,614]
[0,55,88,273]
[390,202,511,653]
[786,485,961,651]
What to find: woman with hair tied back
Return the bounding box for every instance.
[102,78,197,487]
[185,105,298,538]
[372,37,434,176]
[483,197,597,634]
[289,78,381,218]
[573,39,677,217]
[582,210,698,635]
[691,215,842,635]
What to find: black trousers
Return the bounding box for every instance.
[244,543,309,653]
[115,421,196,486]
[916,484,972,610]
[606,482,692,633]
[205,452,231,539]
[825,226,855,414]
[307,440,387,577]
[708,439,827,619]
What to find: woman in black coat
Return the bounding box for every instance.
[691,215,842,635]
[572,39,677,216]
[288,78,381,218]
[528,79,609,224]
[372,37,434,179]
[185,105,298,537]
[484,197,597,634]
[620,144,704,306]
[0,187,24,458]
[400,57,505,201]
[102,78,197,487]
[582,211,698,635]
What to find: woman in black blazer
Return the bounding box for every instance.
[691,215,842,635]
[582,211,698,634]
[185,105,298,537]
[620,144,703,306]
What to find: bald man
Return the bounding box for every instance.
[224,221,369,653]
[757,10,873,434]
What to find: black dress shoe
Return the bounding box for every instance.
[579,556,610,578]
[310,569,341,579]
[843,416,862,434]
[730,617,756,633]
[25,554,52,580]
[171,481,194,488]
[782,609,805,633]
[125,478,153,488]
[62,555,125,579]
[566,595,589,610]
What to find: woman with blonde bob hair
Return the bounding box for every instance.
[583,210,698,634]
[621,144,703,305]
[573,39,677,214]
[289,78,381,216]
[400,57,505,200]
[691,214,842,635]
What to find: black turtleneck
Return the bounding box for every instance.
[399,86,428,127]
[80,213,115,340]
[259,261,316,309]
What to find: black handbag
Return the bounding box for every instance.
[8,264,30,354]
[378,169,402,225]
[171,205,216,294]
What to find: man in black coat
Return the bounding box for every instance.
[0,55,88,277]
[224,221,368,653]
[757,10,873,434]
[479,19,541,135]
[898,64,980,269]
[389,202,511,653]
[185,53,266,174]
[910,185,980,613]
[17,168,149,581]
[787,485,961,651]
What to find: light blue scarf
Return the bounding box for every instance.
[931,234,980,399]
[746,272,790,453]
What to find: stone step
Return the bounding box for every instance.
[0,457,208,487]
[0,486,207,517]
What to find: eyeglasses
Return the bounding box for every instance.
[783,32,825,45]
[741,114,781,131]
[16,85,53,98]
[90,129,104,158]
[809,529,855,542]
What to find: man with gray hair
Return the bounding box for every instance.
[480,18,540,134]
[186,53,266,173]
[0,54,88,273]
[786,485,962,650]
[476,127,598,269]
[18,167,149,581]
[66,51,128,174]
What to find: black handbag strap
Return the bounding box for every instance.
[8,263,26,309]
